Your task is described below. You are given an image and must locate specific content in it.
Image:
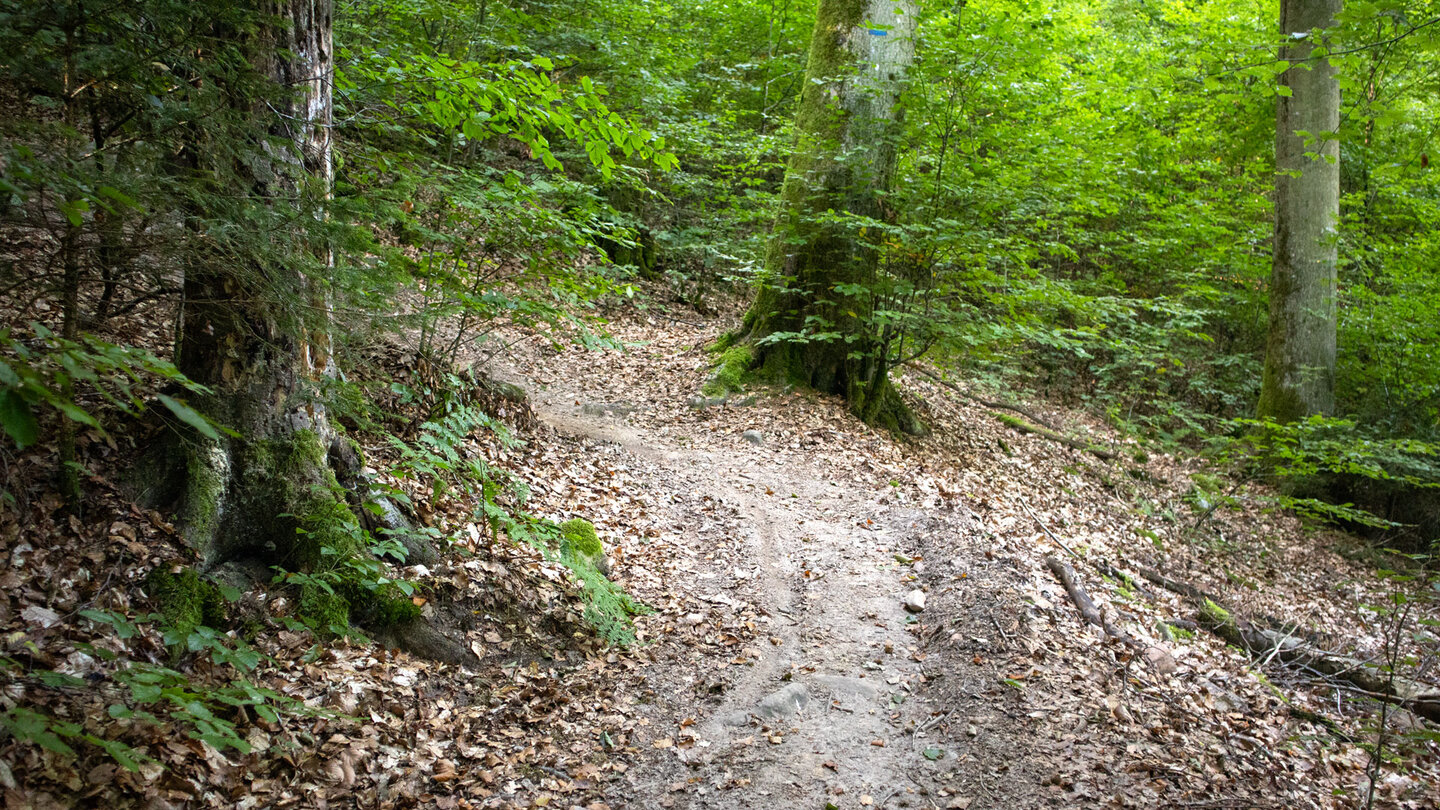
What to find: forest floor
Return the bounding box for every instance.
[4,297,1439,809]
[482,302,1440,810]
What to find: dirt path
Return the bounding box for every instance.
[480,312,1440,810]
[503,341,1047,810]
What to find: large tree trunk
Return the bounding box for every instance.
[739,0,925,435]
[1258,0,1341,423]
[165,0,339,569]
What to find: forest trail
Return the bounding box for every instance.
[481,310,1438,810]
[495,317,1046,809]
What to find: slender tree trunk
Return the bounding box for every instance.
[1258,0,1341,422]
[740,0,925,435]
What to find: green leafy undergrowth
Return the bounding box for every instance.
[0,607,325,774]
[1222,417,1440,532]
[272,489,421,637]
[531,517,650,646]
[0,323,224,451]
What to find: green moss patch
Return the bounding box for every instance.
[343,581,422,628]
[547,518,650,645]
[560,518,604,560]
[299,583,350,636]
[703,344,756,396]
[145,566,227,641]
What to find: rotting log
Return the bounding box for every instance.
[996,414,1119,462]
[1197,599,1440,723]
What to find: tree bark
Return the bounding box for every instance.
[1258,0,1341,423]
[739,0,926,435]
[146,0,344,571]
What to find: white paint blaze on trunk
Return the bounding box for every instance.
[1260,0,1341,422]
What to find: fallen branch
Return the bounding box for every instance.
[1197,600,1440,723]
[1287,706,1354,742]
[1093,558,1155,599]
[1135,565,1219,604]
[996,413,1120,461]
[1020,501,1081,560]
[903,364,1059,431]
[1045,555,1178,675]
[1045,555,1125,639]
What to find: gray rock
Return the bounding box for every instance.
[687,396,728,410]
[754,683,808,719]
[721,710,752,728]
[687,395,759,410]
[904,589,927,613]
[582,402,636,417]
[742,430,764,446]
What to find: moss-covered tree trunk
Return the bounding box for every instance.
[1258,0,1341,423]
[139,2,468,663]
[737,0,925,435]
[156,0,354,582]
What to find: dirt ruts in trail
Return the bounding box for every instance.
[512,364,1047,810]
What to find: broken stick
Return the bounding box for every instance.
[1045,555,1125,639]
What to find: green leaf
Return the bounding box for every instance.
[34,670,86,688]
[51,399,100,428]
[58,199,90,227]
[0,389,39,449]
[156,393,220,440]
[91,736,142,771]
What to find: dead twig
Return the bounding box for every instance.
[903,363,1060,431]
[1020,501,1081,560]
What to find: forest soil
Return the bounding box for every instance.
[494,323,1053,809]
[484,307,1440,810]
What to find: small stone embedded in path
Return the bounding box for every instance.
[753,682,808,719]
[742,429,764,445]
[812,675,879,700]
[904,589,927,613]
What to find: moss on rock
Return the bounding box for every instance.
[299,583,350,636]
[560,518,604,560]
[703,345,756,396]
[145,566,227,640]
[342,581,422,628]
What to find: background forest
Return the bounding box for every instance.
[9,0,1438,538]
[2,0,1440,805]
